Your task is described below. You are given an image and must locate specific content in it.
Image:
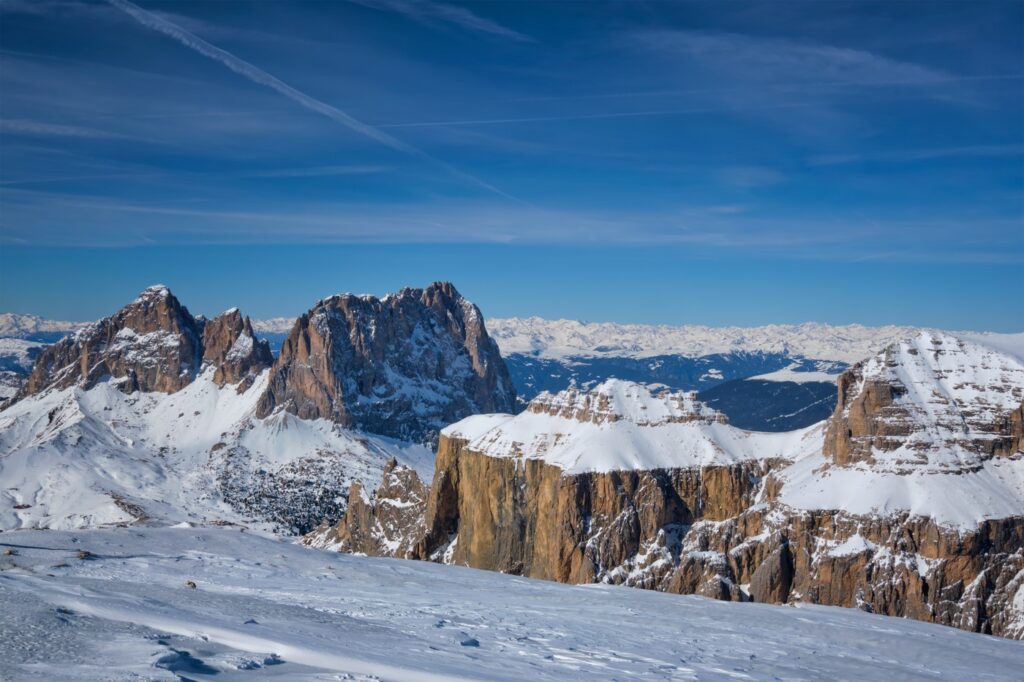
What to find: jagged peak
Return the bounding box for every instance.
[134,284,173,301]
[528,379,725,426]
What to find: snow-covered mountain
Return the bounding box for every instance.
[250,316,296,334]
[488,317,915,431]
[0,312,84,340]
[313,331,1024,639]
[488,317,918,363]
[257,282,516,444]
[0,282,511,533]
[0,367,432,533]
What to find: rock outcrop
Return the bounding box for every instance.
[256,281,517,443]
[304,457,428,558]
[311,340,1024,639]
[13,286,272,401]
[201,308,273,391]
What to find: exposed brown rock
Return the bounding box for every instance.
[824,335,1024,467]
[256,282,516,443]
[13,286,273,403]
[313,431,1023,640]
[305,457,428,558]
[17,285,204,398]
[202,309,273,391]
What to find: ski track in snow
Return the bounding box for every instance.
[1,527,1023,681]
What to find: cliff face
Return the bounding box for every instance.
[311,357,1024,639]
[341,431,1021,639]
[256,281,517,443]
[14,286,272,401]
[824,333,1024,467]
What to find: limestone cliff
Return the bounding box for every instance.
[311,355,1024,639]
[256,281,517,443]
[304,457,428,558]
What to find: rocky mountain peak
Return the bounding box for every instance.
[823,331,1024,470]
[14,286,271,401]
[16,285,204,398]
[527,379,727,426]
[255,282,517,443]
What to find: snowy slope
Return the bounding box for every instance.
[489,317,919,363]
[2,527,1022,681]
[444,379,822,474]
[0,369,433,532]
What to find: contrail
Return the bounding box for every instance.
[104,0,515,199]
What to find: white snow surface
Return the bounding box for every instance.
[444,380,823,474]
[0,369,433,531]
[2,527,1022,682]
[488,317,921,363]
[749,363,841,383]
[776,450,1024,529]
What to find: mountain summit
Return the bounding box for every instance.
[256,281,517,443]
[15,285,271,400]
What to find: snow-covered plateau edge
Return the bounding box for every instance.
[1,527,1022,681]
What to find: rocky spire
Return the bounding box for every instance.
[256,281,517,443]
[14,285,272,400]
[202,308,273,391]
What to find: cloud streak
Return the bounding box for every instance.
[810,144,1024,166]
[347,0,531,42]
[0,119,130,139]
[104,0,513,199]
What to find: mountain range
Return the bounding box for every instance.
[2,285,1022,640]
[0,311,946,430]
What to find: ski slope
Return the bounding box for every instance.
[1,527,1022,681]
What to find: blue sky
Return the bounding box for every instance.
[0,0,1021,329]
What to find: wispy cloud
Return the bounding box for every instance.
[0,119,130,139]
[4,187,1019,266]
[510,74,1022,104]
[810,144,1024,166]
[246,165,390,178]
[347,0,531,42]
[637,30,948,86]
[104,0,514,199]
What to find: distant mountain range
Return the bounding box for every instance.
[0,312,935,430]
